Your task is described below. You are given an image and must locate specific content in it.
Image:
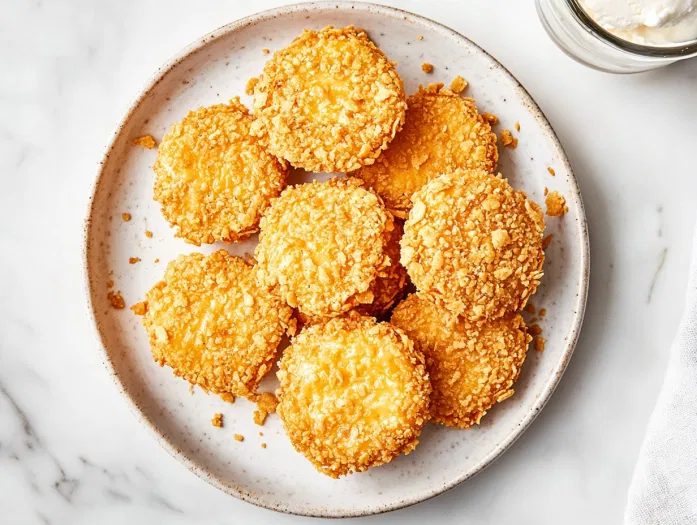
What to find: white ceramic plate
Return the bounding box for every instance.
[84,2,589,517]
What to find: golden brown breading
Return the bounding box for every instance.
[140,250,294,397]
[353,84,498,218]
[251,26,406,173]
[401,169,545,320]
[255,177,394,318]
[153,98,287,246]
[277,314,430,478]
[545,191,568,216]
[391,294,530,428]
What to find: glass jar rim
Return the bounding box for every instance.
[567,0,697,57]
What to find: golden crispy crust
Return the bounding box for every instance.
[277,314,430,477]
[255,177,394,317]
[401,169,545,320]
[391,294,530,428]
[140,250,294,397]
[251,26,406,173]
[353,84,498,218]
[153,98,287,246]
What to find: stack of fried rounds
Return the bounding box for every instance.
[136,25,546,478]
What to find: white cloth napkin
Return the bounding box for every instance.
[625,223,697,524]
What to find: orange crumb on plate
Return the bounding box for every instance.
[129,257,140,264]
[450,75,468,93]
[542,234,553,249]
[481,112,498,125]
[121,213,131,222]
[545,191,567,216]
[500,129,518,148]
[133,135,157,149]
[131,301,148,316]
[107,290,125,310]
[234,434,244,442]
[534,336,546,352]
[421,62,434,73]
[211,413,223,427]
[548,167,556,176]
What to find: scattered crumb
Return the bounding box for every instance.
[154,258,160,263]
[121,213,131,222]
[417,35,424,40]
[107,290,125,310]
[524,303,536,314]
[129,257,141,264]
[145,230,153,238]
[545,191,568,216]
[548,167,556,176]
[261,443,267,449]
[450,75,468,93]
[252,392,279,426]
[539,308,547,317]
[211,413,223,428]
[500,129,518,148]
[529,324,543,337]
[219,393,235,404]
[189,384,195,395]
[544,187,549,196]
[515,121,521,132]
[534,336,546,352]
[234,434,244,442]
[245,76,258,96]
[133,135,156,149]
[107,280,114,288]
[130,301,148,315]
[482,112,498,125]
[262,48,270,54]
[542,234,553,249]
[258,431,264,437]
[421,62,434,73]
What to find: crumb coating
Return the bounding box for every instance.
[353,84,497,217]
[401,169,544,320]
[391,293,530,428]
[251,26,406,173]
[154,98,287,246]
[277,314,431,477]
[255,177,394,317]
[140,250,294,397]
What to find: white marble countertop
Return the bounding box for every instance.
[2,0,696,523]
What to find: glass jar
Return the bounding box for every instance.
[536,0,697,73]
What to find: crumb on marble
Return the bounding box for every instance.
[542,234,553,249]
[515,121,520,132]
[211,413,223,428]
[261,443,267,449]
[145,230,153,238]
[534,336,546,352]
[548,167,556,176]
[133,135,157,149]
[544,187,549,196]
[262,48,270,54]
[421,62,434,73]
[258,431,264,437]
[121,213,131,222]
[500,129,518,148]
[545,191,568,216]
[450,75,468,93]
[234,434,244,442]
[131,301,148,316]
[417,35,424,40]
[245,77,258,96]
[107,290,125,310]
[129,257,141,264]
[154,258,160,263]
[482,112,498,125]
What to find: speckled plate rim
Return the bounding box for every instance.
[82,1,590,518]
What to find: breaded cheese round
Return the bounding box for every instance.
[251,26,406,173]
[353,84,498,218]
[255,177,394,318]
[277,314,431,477]
[401,169,545,320]
[139,250,294,397]
[153,98,287,246]
[391,294,530,428]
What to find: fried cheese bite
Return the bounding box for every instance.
[401,169,545,320]
[255,177,394,318]
[138,250,294,397]
[294,220,407,327]
[353,84,498,218]
[391,294,530,428]
[154,98,287,246]
[277,314,431,477]
[251,26,406,173]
